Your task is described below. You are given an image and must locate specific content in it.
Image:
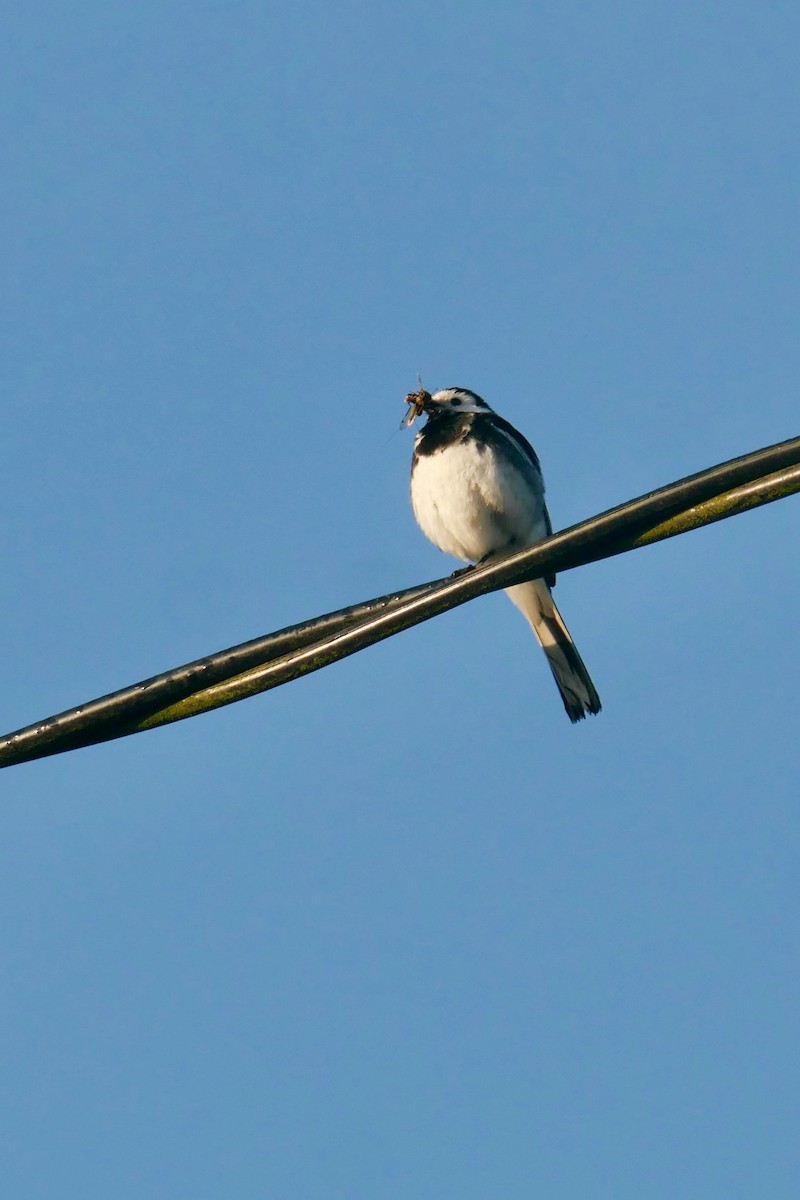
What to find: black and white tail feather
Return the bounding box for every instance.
[404,385,601,723]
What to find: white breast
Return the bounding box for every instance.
[410,436,548,562]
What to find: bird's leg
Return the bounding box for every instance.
[449,551,497,578]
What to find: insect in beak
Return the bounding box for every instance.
[402,388,432,427]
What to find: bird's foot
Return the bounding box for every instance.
[449,553,496,579]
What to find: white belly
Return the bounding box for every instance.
[410,438,548,562]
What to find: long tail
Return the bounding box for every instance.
[505,579,602,723]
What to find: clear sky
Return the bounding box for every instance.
[2,2,798,1196]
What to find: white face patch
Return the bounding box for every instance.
[430,388,492,415]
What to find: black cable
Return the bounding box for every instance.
[1,434,798,768]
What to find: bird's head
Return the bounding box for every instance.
[402,386,492,426]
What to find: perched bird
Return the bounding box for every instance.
[404,385,601,722]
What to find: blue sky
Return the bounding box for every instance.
[2,2,798,1196]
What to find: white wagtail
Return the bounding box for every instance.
[403,385,601,722]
